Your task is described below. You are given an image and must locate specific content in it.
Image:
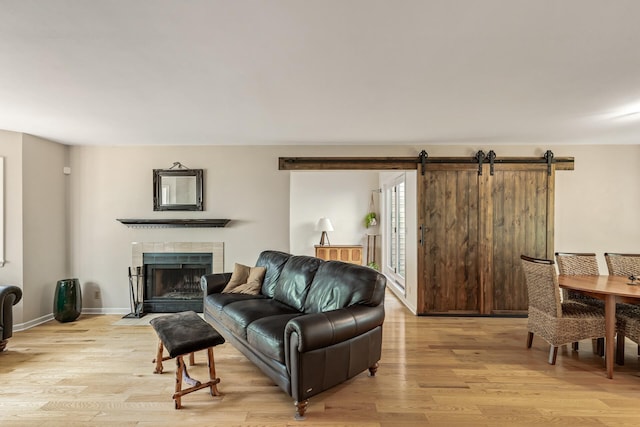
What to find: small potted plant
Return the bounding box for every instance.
[364,193,378,228]
[364,211,377,228]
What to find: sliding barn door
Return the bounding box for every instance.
[417,162,555,315]
[484,164,554,314]
[417,164,482,314]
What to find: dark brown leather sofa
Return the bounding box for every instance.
[0,284,22,351]
[201,250,386,419]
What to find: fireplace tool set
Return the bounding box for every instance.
[124,266,146,318]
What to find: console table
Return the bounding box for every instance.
[315,245,363,265]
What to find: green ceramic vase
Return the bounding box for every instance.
[54,278,82,322]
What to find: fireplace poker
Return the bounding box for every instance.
[127,267,136,315]
[135,266,144,316]
[123,267,146,318]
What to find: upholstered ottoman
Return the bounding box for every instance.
[150,311,225,409]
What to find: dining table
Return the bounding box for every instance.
[557,274,640,379]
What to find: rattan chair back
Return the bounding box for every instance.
[521,255,562,318]
[555,252,600,276]
[604,253,640,277]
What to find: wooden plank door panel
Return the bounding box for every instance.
[489,164,552,314]
[418,162,555,316]
[418,165,480,314]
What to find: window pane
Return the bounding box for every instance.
[398,182,406,277]
[383,175,406,289]
[390,187,397,270]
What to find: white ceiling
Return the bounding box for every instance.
[1,0,640,146]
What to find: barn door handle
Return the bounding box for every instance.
[419,225,425,246]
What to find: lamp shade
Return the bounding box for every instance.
[315,217,334,232]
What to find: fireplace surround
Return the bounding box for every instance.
[131,242,224,313]
[143,252,211,312]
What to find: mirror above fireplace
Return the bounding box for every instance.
[153,164,203,211]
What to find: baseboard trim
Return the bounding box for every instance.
[14,313,53,332]
[14,308,130,331]
[82,307,130,315]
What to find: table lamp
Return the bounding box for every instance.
[315,217,334,246]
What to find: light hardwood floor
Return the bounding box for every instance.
[2,293,640,426]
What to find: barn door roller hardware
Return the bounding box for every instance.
[544,150,554,176]
[487,150,496,175]
[474,150,486,175]
[419,150,428,175]
[474,150,497,176]
[278,149,570,172]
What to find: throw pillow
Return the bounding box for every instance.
[228,266,266,295]
[221,263,251,293]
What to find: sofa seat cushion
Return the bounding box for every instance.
[205,293,267,313]
[219,299,300,339]
[247,313,302,362]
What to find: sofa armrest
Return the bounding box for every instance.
[1,284,22,341]
[200,273,232,295]
[285,303,384,354]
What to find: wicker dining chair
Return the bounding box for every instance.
[604,253,640,277]
[521,255,606,365]
[604,253,640,364]
[555,252,601,304]
[555,252,604,355]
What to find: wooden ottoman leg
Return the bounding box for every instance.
[207,347,221,396]
[174,356,185,409]
[154,341,164,374]
[151,311,225,409]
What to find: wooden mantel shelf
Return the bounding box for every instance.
[116,218,231,228]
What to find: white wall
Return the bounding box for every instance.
[66,143,640,316]
[0,131,68,327]
[554,145,640,273]
[22,135,69,321]
[3,139,640,324]
[290,171,379,256]
[0,131,24,324]
[68,145,294,312]
[66,145,414,313]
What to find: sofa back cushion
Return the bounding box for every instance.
[272,256,323,311]
[256,250,292,297]
[303,261,386,313]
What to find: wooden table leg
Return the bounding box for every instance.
[605,295,616,379]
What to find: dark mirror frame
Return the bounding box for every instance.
[153,169,204,211]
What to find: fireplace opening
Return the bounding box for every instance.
[143,252,212,313]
